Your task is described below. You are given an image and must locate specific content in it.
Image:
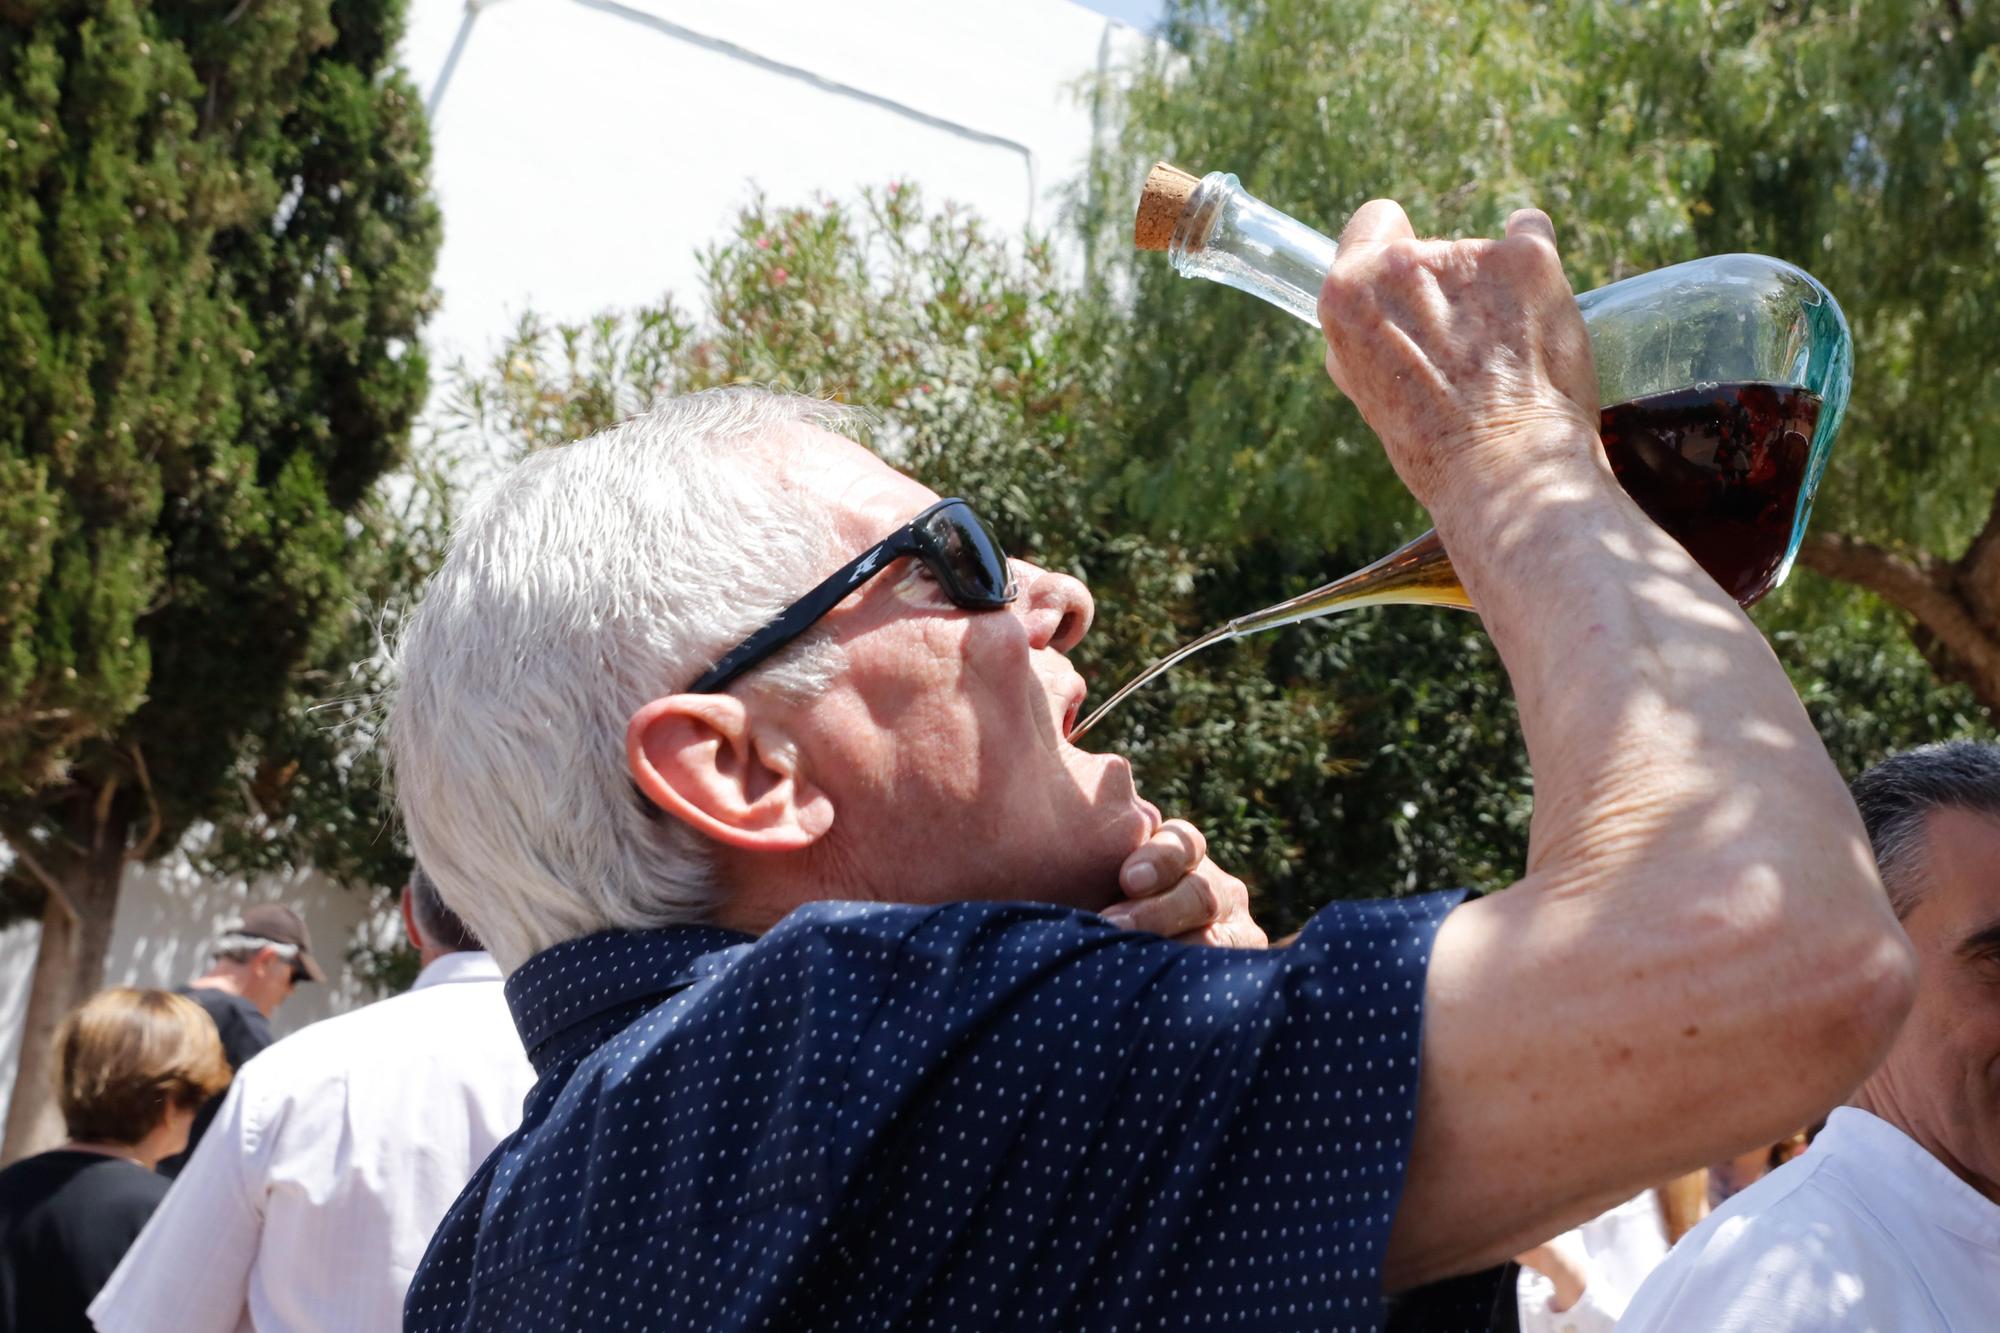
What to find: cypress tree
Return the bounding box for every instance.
[0,0,437,1158]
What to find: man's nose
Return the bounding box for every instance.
[1011,560,1094,654]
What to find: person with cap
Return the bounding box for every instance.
[88,869,535,1333]
[157,903,323,1176]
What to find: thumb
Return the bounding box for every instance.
[1504,207,1558,252]
[1338,198,1416,252]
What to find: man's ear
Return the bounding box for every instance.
[399,883,424,954]
[627,695,834,852]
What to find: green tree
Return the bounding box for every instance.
[185,454,457,997]
[0,0,437,1159]
[1617,0,2000,716]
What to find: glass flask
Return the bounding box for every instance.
[1071,165,1853,741]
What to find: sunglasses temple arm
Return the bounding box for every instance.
[688,528,922,692]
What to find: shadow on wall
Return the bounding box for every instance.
[0,857,390,1111]
[0,920,38,1119]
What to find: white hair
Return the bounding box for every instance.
[211,936,300,966]
[388,388,856,970]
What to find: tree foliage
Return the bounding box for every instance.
[0,0,436,1157]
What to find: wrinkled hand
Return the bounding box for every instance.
[1317,201,1601,513]
[1101,819,1266,947]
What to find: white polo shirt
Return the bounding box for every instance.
[91,951,535,1333]
[1618,1106,2000,1332]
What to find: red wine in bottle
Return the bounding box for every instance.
[1599,379,1821,606]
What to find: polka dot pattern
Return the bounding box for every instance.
[407,891,1465,1331]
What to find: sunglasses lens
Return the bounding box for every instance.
[922,504,1013,604]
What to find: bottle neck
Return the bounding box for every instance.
[1168,172,1340,328]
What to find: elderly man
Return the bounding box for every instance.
[160,903,323,1175]
[1619,740,2000,1330]
[90,871,534,1332]
[391,203,1913,1331]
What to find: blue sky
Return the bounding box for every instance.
[1075,0,1167,31]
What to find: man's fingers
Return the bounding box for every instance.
[1172,918,1270,950]
[1119,819,1207,896]
[1104,815,1254,942]
[1103,860,1249,939]
[1504,207,1557,251]
[1338,198,1416,251]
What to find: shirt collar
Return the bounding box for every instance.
[411,950,502,991]
[1821,1106,2000,1249]
[504,926,754,1068]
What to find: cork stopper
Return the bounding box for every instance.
[1134,161,1199,252]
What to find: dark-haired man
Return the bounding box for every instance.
[91,872,534,1333]
[1622,740,2000,1330]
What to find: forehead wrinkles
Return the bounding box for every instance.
[753,425,936,548]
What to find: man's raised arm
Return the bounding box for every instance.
[1314,202,1917,1288]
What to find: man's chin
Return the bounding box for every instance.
[1066,743,1140,801]
[1038,804,1161,916]
[1043,747,1165,897]
[1133,796,1163,841]
[1075,753,1161,838]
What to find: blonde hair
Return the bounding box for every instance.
[53,988,232,1145]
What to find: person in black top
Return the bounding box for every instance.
[160,903,324,1175]
[0,987,230,1332]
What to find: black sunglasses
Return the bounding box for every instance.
[688,498,1018,694]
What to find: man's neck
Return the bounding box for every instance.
[189,971,247,999]
[1849,1086,2000,1207]
[190,967,277,1017]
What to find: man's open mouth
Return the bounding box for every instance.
[1059,680,1087,740]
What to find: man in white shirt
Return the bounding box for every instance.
[90,869,536,1333]
[1620,740,2000,1331]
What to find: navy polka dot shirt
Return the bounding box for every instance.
[406,890,1466,1332]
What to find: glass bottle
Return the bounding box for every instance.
[1072,166,1853,740]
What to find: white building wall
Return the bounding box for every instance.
[410,0,1149,370]
[0,871,384,1114]
[3,0,1149,1117]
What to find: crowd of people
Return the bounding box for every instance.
[0,199,1995,1331]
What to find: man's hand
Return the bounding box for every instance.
[1101,819,1266,947]
[1318,201,1601,516]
